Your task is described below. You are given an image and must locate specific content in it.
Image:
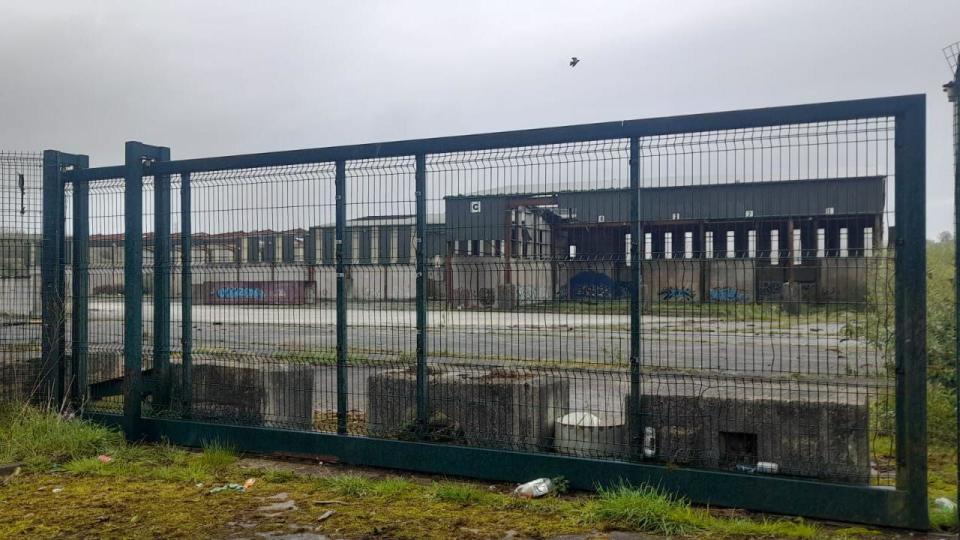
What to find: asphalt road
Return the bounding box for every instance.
[2,301,889,422]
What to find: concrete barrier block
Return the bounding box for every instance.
[367,366,570,451]
[628,383,870,483]
[170,357,315,429]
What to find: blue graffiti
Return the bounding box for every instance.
[658,287,694,302]
[709,287,746,302]
[216,287,265,300]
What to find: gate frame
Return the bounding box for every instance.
[49,94,927,529]
[40,150,88,407]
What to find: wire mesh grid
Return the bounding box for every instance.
[944,42,960,75]
[59,113,900,487]
[0,152,43,404]
[64,176,127,414]
[150,164,339,429]
[631,120,896,483]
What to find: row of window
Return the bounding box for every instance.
[623,226,877,264]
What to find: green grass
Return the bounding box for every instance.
[931,507,958,531]
[196,440,238,473]
[273,348,373,365]
[431,482,498,506]
[0,403,125,470]
[320,474,415,499]
[0,405,846,539]
[586,483,818,538]
[261,469,296,483]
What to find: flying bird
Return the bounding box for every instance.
[569,57,580,67]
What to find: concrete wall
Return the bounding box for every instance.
[817,257,870,303]
[64,254,876,307]
[643,260,703,304]
[346,265,416,301]
[447,256,553,308]
[704,260,754,303]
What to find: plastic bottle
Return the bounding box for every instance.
[513,478,553,498]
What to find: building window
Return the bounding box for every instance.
[839,227,849,257]
[793,229,802,265]
[770,230,779,265]
[625,233,631,266]
[705,231,714,259]
[725,231,735,258]
[748,230,756,258]
[664,232,673,260]
[864,227,874,257]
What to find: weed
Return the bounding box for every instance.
[0,403,124,470]
[431,482,496,506]
[262,469,297,483]
[586,483,818,538]
[196,440,238,474]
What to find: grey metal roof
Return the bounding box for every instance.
[444,177,886,239]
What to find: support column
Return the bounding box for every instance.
[41,151,66,406]
[893,98,927,527]
[153,147,172,409]
[628,137,642,459]
[122,141,167,439]
[180,172,193,417]
[70,155,90,409]
[335,160,348,435]
[123,143,145,436]
[415,154,429,433]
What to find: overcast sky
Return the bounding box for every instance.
[2,0,959,236]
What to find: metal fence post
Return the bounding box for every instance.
[123,142,146,437]
[41,150,66,407]
[180,172,193,417]
[70,155,90,410]
[335,159,348,434]
[893,97,928,529]
[415,154,429,433]
[947,60,960,527]
[954,67,960,533]
[628,137,642,458]
[153,147,172,409]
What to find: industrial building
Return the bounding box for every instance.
[35,176,886,308]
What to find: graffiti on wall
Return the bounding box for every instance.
[477,287,495,307]
[709,287,746,303]
[569,271,630,299]
[658,287,694,302]
[201,281,310,305]
[516,285,539,302]
[216,286,266,300]
[757,281,783,301]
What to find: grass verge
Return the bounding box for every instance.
[0,404,852,539]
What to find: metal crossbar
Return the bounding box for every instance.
[38,94,927,528]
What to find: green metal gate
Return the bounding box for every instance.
[40,95,928,528]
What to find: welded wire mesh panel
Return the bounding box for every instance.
[68,177,127,414]
[69,104,905,496]
[344,157,417,437]
[944,42,960,74]
[0,152,43,404]
[633,119,896,485]
[417,141,635,456]
[157,164,337,430]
